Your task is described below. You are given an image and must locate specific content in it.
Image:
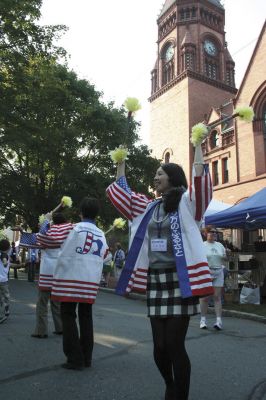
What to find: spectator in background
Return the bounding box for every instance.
[0,239,11,323]
[200,227,228,330]
[27,247,38,282]
[10,242,19,264]
[102,248,113,287]
[113,242,125,279]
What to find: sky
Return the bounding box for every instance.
[40,0,266,145]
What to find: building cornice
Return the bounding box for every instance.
[149,70,237,102]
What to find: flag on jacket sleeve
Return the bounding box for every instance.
[37,222,73,248]
[188,164,212,222]
[106,176,151,220]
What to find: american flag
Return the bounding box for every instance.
[191,164,212,221]
[106,176,151,220]
[19,223,73,249]
[19,232,40,249]
[37,223,73,248]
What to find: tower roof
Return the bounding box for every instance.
[158,0,224,18]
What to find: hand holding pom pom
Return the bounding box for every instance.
[105,218,127,235]
[44,212,53,222]
[61,196,73,208]
[113,218,127,229]
[234,106,254,123]
[39,214,46,224]
[124,97,141,119]
[109,147,129,165]
[190,123,209,147]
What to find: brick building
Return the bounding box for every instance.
[149,0,266,205]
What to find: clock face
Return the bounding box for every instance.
[165,45,174,61]
[204,40,217,56]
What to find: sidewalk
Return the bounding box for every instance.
[6,269,266,325]
[100,282,266,324]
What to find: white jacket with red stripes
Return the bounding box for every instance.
[37,222,73,291]
[51,221,107,304]
[106,165,214,298]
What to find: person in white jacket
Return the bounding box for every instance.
[51,197,108,370]
[107,145,213,400]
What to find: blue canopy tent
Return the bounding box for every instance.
[205,188,266,229]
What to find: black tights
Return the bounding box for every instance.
[150,316,190,400]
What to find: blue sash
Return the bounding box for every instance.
[169,211,192,298]
[116,201,159,295]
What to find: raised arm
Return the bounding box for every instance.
[116,160,126,180]
[37,217,73,248]
[184,144,212,222]
[106,160,151,221]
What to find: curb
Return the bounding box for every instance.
[99,287,266,324]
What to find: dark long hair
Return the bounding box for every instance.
[161,163,188,213]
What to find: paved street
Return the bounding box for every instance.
[1,274,266,400]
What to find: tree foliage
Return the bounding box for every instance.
[0,1,160,230]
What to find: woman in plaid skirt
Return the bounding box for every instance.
[107,145,213,400]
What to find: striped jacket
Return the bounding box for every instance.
[106,165,214,299]
[51,221,108,304]
[20,222,73,291]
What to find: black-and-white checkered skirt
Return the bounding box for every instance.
[147,267,200,317]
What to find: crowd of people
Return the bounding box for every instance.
[0,141,235,400]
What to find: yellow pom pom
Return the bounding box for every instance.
[124,97,141,113]
[109,147,128,164]
[190,123,209,147]
[113,218,127,229]
[61,196,73,208]
[234,106,254,123]
[38,214,46,224]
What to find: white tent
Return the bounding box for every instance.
[203,199,232,222]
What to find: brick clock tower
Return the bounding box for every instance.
[149,0,237,176]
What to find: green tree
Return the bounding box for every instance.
[0,1,160,230]
[0,58,159,229]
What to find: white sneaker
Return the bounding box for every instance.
[200,320,207,329]
[213,321,222,330]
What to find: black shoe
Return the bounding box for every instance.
[53,331,63,335]
[31,334,48,339]
[61,362,84,371]
[4,306,10,317]
[0,316,7,324]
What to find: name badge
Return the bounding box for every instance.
[151,238,167,252]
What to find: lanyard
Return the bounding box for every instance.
[156,203,163,238]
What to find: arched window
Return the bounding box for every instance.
[263,104,266,141]
[209,130,219,149]
[185,52,195,70]
[162,43,175,86]
[205,60,218,80]
[164,152,170,164]
[226,64,235,87]
[151,69,157,94]
[203,38,220,80]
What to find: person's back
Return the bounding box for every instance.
[51,197,108,370]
